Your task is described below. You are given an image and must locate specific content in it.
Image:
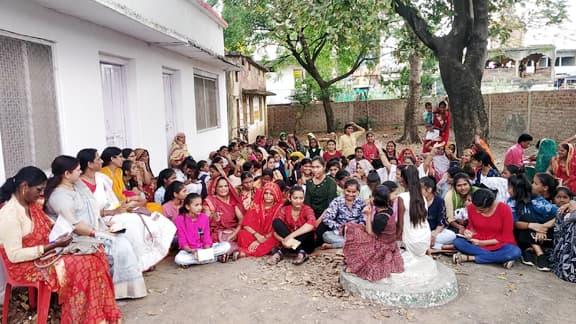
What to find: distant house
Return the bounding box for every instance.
[225,53,274,143]
[0,0,240,181]
[266,64,305,105]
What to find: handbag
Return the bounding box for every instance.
[59,236,102,255]
[34,236,102,269]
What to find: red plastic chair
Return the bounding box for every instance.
[1,250,51,324]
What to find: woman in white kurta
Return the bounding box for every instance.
[77,149,176,272]
[45,155,147,299]
[394,166,438,283]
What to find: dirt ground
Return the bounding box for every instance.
[3,127,572,324]
[118,252,575,324]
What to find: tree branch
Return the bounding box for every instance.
[449,0,473,47]
[295,30,328,86]
[393,0,439,52]
[463,0,489,83]
[312,35,329,62]
[284,34,327,87]
[326,49,366,86]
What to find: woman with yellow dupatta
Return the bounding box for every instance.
[82,148,176,272]
[169,132,191,168]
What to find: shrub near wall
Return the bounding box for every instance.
[268,89,576,142]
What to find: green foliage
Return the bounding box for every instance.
[356,116,377,130]
[237,0,388,85]
[220,0,269,54]
[394,0,567,47]
[290,80,313,109]
[382,53,438,99]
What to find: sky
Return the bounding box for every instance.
[523,0,576,48]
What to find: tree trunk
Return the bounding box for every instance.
[399,51,422,144]
[321,94,336,133]
[393,0,490,154]
[438,57,488,155]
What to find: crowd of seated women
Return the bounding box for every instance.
[2,127,576,322]
[152,128,576,285]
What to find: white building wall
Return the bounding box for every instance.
[0,0,228,178]
[110,0,225,54]
[266,65,298,105]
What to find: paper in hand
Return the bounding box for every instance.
[285,238,301,250]
[197,247,215,262]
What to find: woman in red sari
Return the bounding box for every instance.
[550,143,576,193]
[203,176,244,252]
[398,148,416,165]
[237,182,283,257]
[0,166,120,324]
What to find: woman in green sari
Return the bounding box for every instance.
[444,173,477,234]
[525,138,557,182]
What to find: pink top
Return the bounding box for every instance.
[175,213,212,250]
[504,143,524,167]
[162,201,179,222]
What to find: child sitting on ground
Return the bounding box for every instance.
[174,193,232,266]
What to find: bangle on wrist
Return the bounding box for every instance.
[89,229,95,237]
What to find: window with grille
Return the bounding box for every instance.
[0,35,60,177]
[194,74,219,130]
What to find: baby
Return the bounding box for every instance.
[453,195,472,224]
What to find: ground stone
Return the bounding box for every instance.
[340,262,458,308]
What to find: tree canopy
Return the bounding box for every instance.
[392,0,567,152]
[221,0,389,132]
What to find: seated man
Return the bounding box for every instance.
[321,178,366,249]
[504,133,533,168]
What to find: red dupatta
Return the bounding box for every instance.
[241,182,283,235]
[204,176,244,237]
[398,148,415,165]
[0,203,58,289]
[0,201,121,324]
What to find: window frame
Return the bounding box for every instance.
[0,32,61,180]
[194,70,220,132]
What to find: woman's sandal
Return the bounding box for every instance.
[452,253,470,265]
[293,251,309,265]
[267,250,283,265]
[231,251,240,262]
[217,254,229,263]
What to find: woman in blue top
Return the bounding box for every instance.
[321,178,366,249]
[421,176,456,250]
[507,174,557,271]
[473,151,500,185]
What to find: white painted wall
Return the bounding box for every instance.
[110,0,225,54]
[0,0,228,178]
[266,65,299,105]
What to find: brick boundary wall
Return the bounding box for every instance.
[267,89,576,142]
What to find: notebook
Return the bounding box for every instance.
[197,247,215,262]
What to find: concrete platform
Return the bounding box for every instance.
[340,262,458,308]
